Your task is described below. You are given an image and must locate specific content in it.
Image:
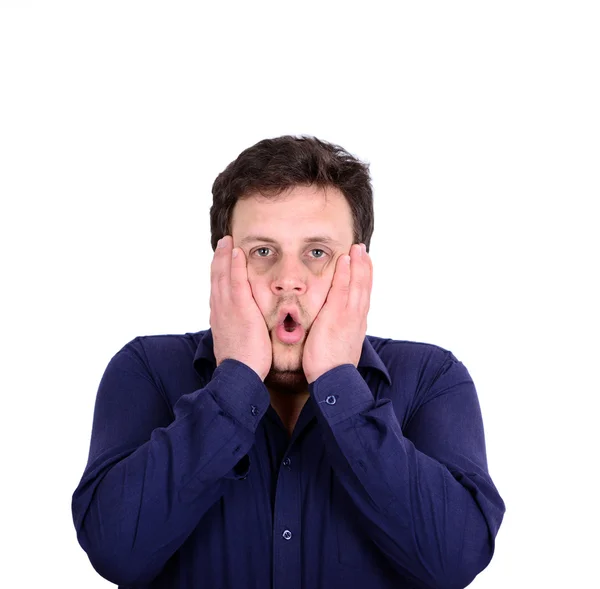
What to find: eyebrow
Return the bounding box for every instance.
[238,235,343,247]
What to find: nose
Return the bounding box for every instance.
[270,255,307,296]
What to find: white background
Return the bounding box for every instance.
[1,1,598,587]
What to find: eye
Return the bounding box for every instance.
[251,247,328,260]
[255,247,272,258]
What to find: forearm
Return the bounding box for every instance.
[72,358,268,586]
[311,364,505,589]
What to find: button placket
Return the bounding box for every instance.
[272,442,302,589]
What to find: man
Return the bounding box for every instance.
[72,136,505,589]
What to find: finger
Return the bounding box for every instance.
[362,247,373,314]
[329,249,352,307]
[210,235,233,303]
[229,245,252,305]
[348,243,370,310]
[360,245,373,308]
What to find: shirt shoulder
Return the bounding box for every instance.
[367,333,459,376]
[365,334,475,417]
[125,330,202,359]
[112,330,208,409]
[114,331,202,369]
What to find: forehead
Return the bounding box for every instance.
[231,185,353,245]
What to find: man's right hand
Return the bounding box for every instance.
[209,235,272,381]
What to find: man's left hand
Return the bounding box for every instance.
[302,243,373,384]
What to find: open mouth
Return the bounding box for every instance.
[283,313,298,332]
[275,310,304,344]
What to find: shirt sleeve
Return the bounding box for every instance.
[71,339,269,586]
[309,352,505,589]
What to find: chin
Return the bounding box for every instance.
[265,343,308,394]
[272,347,303,372]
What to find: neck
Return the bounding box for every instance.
[268,388,310,437]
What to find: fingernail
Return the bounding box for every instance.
[357,244,363,256]
[362,243,367,254]
[217,237,226,248]
[232,248,238,259]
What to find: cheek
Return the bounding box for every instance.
[247,276,270,315]
[306,282,330,316]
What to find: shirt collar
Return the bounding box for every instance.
[193,329,392,386]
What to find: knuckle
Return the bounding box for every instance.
[216,271,229,286]
[229,275,242,292]
[229,271,248,294]
[354,273,366,287]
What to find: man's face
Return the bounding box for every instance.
[230,184,354,393]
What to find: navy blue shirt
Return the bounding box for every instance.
[72,329,505,589]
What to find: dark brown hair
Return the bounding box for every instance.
[209,135,374,251]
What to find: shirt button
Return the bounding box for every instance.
[282,457,291,467]
[282,529,292,540]
[325,395,337,405]
[250,404,259,416]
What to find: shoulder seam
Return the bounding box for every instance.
[122,337,174,416]
[367,335,453,356]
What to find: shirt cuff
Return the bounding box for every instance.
[207,359,270,433]
[309,364,374,426]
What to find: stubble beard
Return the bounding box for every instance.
[264,337,309,396]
